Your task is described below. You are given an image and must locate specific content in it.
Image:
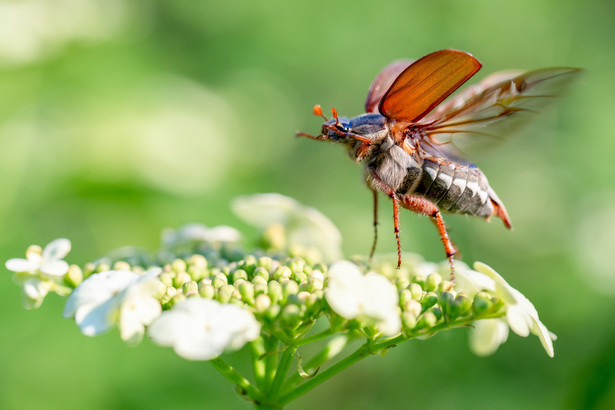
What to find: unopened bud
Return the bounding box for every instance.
[65,265,83,288]
[253,267,269,281]
[425,273,442,292]
[113,261,132,271]
[159,272,174,287]
[273,266,292,281]
[402,311,417,330]
[198,281,215,299]
[182,280,198,296]
[409,283,423,300]
[255,294,272,313]
[472,291,494,315]
[212,272,228,288]
[238,282,255,305]
[174,271,191,288]
[232,269,248,283]
[308,270,324,291]
[283,280,299,299]
[216,284,235,303]
[422,292,438,310]
[171,259,187,273]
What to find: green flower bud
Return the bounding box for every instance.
[252,275,268,287]
[399,289,413,306]
[212,272,228,288]
[65,265,83,288]
[171,259,187,274]
[238,282,255,305]
[268,280,283,304]
[253,267,269,281]
[182,280,199,296]
[83,262,96,278]
[425,273,442,292]
[410,283,423,300]
[416,310,438,330]
[216,284,235,304]
[308,270,324,291]
[313,263,327,273]
[161,286,178,305]
[450,294,472,319]
[421,292,438,311]
[266,304,281,321]
[159,272,174,288]
[96,263,110,273]
[439,292,455,317]
[113,261,132,271]
[257,257,274,272]
[188,254,208,270]
[472,291,494,315]
[255,294,272,313]
[288,258,306,274]
[403,299,422,318]
[173,271,191,288]
[232,269,248,283]
[291,271,307,284]
[402,311,417,330]
[254,283,268,296]
[283,280,300,299]
[198,281,215,299]
[273,266,292,281]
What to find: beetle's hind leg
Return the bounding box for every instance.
[398,195,458,281]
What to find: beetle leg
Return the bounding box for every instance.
[398,195,457,281]
[366,172,403,269]
[369,190,379,265]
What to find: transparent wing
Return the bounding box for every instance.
[365,60,414,113]
[419,67,582,160]
[378,50,482,122]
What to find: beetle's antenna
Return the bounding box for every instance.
[312,104,328,121]
[332,107,340,126]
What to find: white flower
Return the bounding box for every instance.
[231,193,342,263]
[455,261,555,357]
[148,298,260,361]
[5,239,72,309]
[161,223,241,249]
[325,260,401,336]
[63,269,163,345]
[6,238,71,277]
[474,262,555,358]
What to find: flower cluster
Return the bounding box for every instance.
[4,193,556,407]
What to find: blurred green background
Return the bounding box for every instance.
[1,0,614,408]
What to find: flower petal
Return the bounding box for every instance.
[40,260,69,277]
[469,319,509,356]
[42,238,71,261]
[5,258,38,273]
[325,261,365,319]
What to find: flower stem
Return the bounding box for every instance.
[263,336,279,393]
[296,328,335,346]
[250,339,267,389]
[278,343,372,406]
[209,357,263,403]
[268,345,297,398]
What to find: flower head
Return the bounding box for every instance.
[63,269,164,345]
[148,298,260,361]
[6,238,71,277]
[231,193,342,263]
[325,260,401,336]
[161,223,241,250]
[5,239,72,308]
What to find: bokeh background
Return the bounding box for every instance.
[1,0,613,408]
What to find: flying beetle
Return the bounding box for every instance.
[298,49,580,277]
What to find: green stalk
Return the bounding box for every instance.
[278,344,372,406]
[250,338,267,389]
[263,336,279,393]
[209,357,263,403]
[268,345,297,398]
